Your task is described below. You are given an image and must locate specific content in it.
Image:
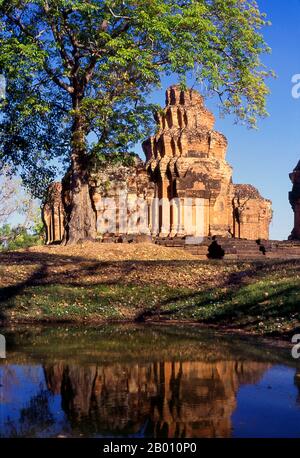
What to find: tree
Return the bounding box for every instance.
[0,223,44,250]
[0,165,43,250]
[0,166,20,223]
[0,165,41,224]
[0,0,273,244]
[0,165,39,224]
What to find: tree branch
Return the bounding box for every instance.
[47,17,74,70]
[44,65,74,94]
[108,7,131,20]
[6,12,74,94]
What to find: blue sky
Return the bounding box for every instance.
[133,0,300,240]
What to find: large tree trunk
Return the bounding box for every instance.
[66,177,96,245]
[64,106,96,245]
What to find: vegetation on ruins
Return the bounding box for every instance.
[0,0,273,243]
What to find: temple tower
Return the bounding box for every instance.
[143,85,234,238]
[289,160,300,240]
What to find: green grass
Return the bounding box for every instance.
[1,283,189,322]
[1,259,300,337]
[161,274,300,334]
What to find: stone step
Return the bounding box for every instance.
[185,245,209,252]
[158,237,300,260]
[163,242,185,248]
[223,254,238,260]
[187,249,209,256]
[221,244,259,250]
[237,255,266,260]
[222,250,262,256]
[266,253,300,259]
[271,246,300,250]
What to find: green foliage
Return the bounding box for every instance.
[91,151,137,169]
[0,223,44,251]
[0,0,273,198]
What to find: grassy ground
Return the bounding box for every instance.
[0,242,299,337]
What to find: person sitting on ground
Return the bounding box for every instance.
[207,236,225,259]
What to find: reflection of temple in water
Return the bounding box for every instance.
[295,370,300,405]
[44,361,270,438]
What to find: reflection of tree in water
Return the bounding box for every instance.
[44,361,270,438]
[295,370,300,405]
[4,386,55,437]
[0,366,20,404]
[20,387,54,428]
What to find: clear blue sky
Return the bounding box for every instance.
[134,0,300,241]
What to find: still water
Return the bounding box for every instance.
[0,324,299,438]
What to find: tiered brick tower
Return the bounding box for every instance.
[289,161,300,240]
[142,85,271,239]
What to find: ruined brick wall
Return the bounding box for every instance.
[89,156,154,237]
[233,184,272,240]
[42,183,65,244]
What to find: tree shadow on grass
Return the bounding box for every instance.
[0,251,204,320]
[0,264,48,319]
[0,251,106,320]
[136,259,300,323]
[0,250,300,324]
[159,283,300,330]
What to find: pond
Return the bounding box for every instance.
[0,324,299,438]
